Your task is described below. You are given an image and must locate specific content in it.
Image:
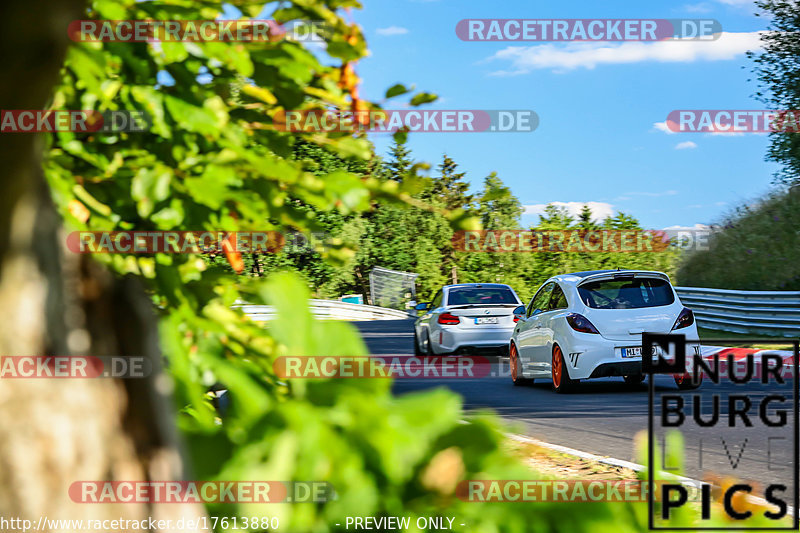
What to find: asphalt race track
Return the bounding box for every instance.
[356,319,798,494]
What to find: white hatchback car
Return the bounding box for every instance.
[414,283,523,355]
[509,270,701,392]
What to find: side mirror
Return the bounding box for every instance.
[415,302,430,311]
[513,305,526,321]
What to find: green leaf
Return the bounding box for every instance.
[183,165,242,210]
[410,92,438,106]
[132,167,172,217]
[164,95,221,135]
[385,83,412,99]
[392,127,409,145]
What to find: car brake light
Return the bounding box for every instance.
[672,307,694,330]
[514,316,520,323]
[438,312,460,325]
[566,313,600,334]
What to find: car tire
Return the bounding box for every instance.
[674,372,702,390]
[413,330,422,356]
[510,342,532,386]
[623,374,646,385]
[551,344,576,393]
[425,331,434,356]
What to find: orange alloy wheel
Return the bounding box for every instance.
[552,345,563,388]
[510,343,520,382]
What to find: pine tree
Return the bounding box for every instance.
[386,138,412,181]
[577,204,597,230]
[430,154,473,210]
[478,172,522,230]
[429,154,474,283]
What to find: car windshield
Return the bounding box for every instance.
[577,278,675,309]
[447,287,518,306]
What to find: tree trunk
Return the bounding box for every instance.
[0,3,203,531]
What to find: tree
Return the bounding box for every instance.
[430,154,473,210]
[0,0,204,528]
[477,172,522,230]
[356,141,451,300]
[461,173,527,289]
[386,138,412,181]
[430,154,473,283]
[751,0,800,186]
[577,204,597,230]
[237,140,373,295]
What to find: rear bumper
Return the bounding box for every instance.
[564,336,701,380]
[588,361,646,378]
[436,326,515,354]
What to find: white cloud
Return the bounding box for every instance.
[486,31,763,73]
[376,26,409,36]
[663,223,710,231]
[653,121,678,134]
[522,201,615,222]
[675,141,698,149]
[660,223,712,240]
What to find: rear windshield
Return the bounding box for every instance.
[577,278,675,309]
[447,287,518,306]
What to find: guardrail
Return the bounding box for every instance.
[234,299,414,322]
[675,286,800,337]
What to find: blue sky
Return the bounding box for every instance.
[346,0,780,229]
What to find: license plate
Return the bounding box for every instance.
[475,317,498,324]
[621,346,660,358]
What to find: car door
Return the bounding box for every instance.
[536,283,569,369]
[417,289,443,347]
[516,283,554,373]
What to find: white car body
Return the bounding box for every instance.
[510,270,701,389]
[414,283,523,355]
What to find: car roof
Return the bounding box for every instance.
[549,270,669,286]
[564,270,617,278]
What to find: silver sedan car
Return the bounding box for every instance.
[413,283,524,355]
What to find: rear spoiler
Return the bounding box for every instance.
[576,271,670,287]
